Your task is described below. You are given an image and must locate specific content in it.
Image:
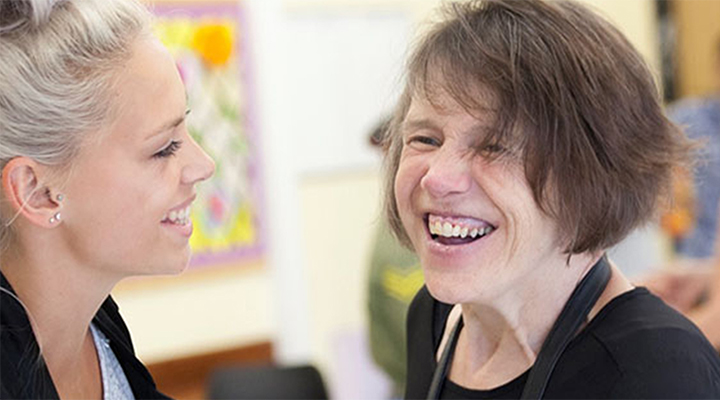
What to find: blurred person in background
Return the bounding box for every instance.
[367,118,423,398]
[643,38,720,349]
[645,217,720,347]
[383,0,720,398]
[665,38,720,259]
[0,0,214,398]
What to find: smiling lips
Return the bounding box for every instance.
[161,205,191,225]
[427,214,495,245]
[161,202,194,239]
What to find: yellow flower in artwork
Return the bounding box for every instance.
[192,23,234,67]
[154,19,195,53]
[228,204,256,244]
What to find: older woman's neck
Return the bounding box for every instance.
[449,252,624,389]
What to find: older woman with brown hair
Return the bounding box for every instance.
[383,0,720,398]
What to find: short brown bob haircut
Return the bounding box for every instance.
[385,0,692,254]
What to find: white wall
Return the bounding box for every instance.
[579,0,661,76]
[113,264,274,361]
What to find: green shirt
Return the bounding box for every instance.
[367,221,423,396]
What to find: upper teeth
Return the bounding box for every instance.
[429,220,494,239]
[164,206,192,225]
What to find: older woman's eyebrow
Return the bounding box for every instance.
[401,118,491,140]
[464,122,491,137]
[401,119,439,134]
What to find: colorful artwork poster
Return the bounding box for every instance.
[152,3,265,268]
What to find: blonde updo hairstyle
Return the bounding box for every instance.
[0,0,152,251]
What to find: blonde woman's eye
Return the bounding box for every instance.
[153,140,183,158]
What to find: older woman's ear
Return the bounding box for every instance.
[2,157,62,228]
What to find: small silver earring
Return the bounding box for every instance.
[56,194,64,202]
[49,212,61,224]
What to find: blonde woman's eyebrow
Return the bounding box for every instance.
[145,109,190,141]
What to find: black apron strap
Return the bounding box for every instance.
[426,316,464,400]
[425,255,611,400]
[520,255,611,399]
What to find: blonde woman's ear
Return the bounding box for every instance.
[2,157,62,228]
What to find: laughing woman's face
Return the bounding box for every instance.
[394,91,562,305]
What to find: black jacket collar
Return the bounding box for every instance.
[1,271,170,399]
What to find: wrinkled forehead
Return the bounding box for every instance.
[406,62,498,119]
[402,70,526,148]
[401,91,493,139]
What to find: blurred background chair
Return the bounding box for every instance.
[206,364,328,400]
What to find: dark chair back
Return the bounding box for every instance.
[207,364,328,399]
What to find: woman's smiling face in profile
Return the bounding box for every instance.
[58,36,215,278]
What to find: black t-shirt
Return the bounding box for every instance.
[405,286,720,399]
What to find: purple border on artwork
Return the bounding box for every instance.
[152,2,267,268]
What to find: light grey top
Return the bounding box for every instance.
[90,322,135,400]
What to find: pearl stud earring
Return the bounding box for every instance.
[49,212,61,224]
[56,194,64,202]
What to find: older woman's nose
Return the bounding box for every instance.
[420,152,472,198]
[181,138,216,185]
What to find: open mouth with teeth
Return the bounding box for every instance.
[161,205,192,226]
[426,214,496,246]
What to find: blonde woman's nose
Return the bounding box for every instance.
[182,138,215,185]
